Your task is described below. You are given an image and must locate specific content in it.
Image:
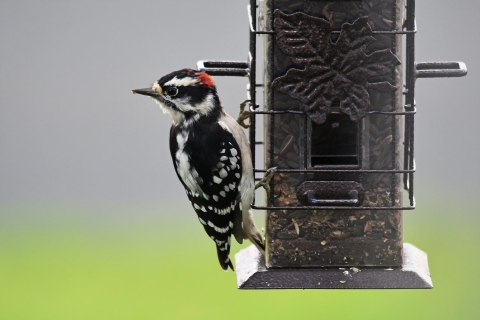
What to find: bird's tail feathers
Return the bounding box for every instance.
[216,247,234,272]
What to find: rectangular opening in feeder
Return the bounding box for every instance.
[310,113,359,167]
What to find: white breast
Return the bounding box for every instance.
[175,130,204,196]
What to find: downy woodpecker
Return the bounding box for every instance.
[133,69,264,271]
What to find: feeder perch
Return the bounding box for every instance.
[197,0,467,289]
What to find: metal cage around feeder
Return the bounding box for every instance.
[197,0,466,289]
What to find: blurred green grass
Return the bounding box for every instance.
[1,204,479,320]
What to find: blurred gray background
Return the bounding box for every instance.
[1,0,478,222]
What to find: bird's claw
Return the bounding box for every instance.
[237,100,252,129]
[255,167,277,200]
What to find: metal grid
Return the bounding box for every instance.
[198,0,466,212]
[252,0,415,211]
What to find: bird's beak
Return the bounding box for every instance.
[131,88,159,97]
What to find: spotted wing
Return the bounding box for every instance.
[169,123,243,271]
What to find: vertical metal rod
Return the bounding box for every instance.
[390,1,399,207]
[409,112,415,206]
[303,115,308,169]
[249,0,257,206]
[358,118,364,191]
[390,139,396,207]
[403,2,411,191]
[269,0,275,206]
[406,0,416,206]
[403,105,410,189]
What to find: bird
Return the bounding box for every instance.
[132,69,265,271]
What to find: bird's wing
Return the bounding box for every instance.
[169,123,243,271]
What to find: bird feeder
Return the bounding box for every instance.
[197,0,466,289]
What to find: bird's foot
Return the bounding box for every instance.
[255,167,277,200]
[237,100,252,129]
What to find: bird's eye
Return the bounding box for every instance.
[165,87,178,97]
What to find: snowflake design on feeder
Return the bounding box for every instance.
[272,10,401,124]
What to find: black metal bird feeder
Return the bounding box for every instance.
[198,0,467,289]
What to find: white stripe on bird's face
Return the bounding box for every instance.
[155,92,216,125]
[172,93,216,116]
[164,76,198,87]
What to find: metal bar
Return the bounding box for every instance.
[404,0,412,193]
[406,0,416,206]
[252,203,416,211]
[249,0,257,206]
[199,69,249,77]
[255,168,415,173]
[303,114,308,169]
[390,4,400,210]
[254,31,275,34]
[247,3,255,32]
[268,0,275,207]
[197,60,249,77]
[403,105,411,190]
[254,30,417,35]
[311,155,358,158]
[358,116,363,169]
[255,110,304,114]
[340,30,417,34]
[306,190,359,206]
[415,61,467,78]
[252,109,417,115]
[409,116,415,206]
[199,61,249,68]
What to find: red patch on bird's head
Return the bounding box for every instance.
[197,72,215,87]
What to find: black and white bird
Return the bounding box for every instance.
[132,69,264,271]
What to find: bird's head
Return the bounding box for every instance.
[132,69,221,125]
